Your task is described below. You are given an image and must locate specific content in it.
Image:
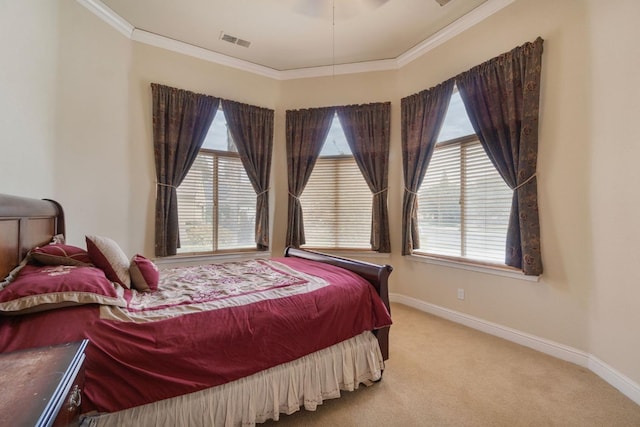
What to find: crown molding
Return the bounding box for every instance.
[278,58,399,80]
[76,0,134,38]
[397,0,515,67]
[131,30,282,80]
[77,0,515,80]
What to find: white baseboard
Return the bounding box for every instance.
[389,293,640,406]
[588,356,640,406]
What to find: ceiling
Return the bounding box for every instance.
[88,0,508,77]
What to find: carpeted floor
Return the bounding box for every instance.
[263,303,640,426]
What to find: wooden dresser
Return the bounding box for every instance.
[0,340,88,427]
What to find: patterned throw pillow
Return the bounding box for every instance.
[129,254,160,292]
[86,235,131,289]
[0,265,126,315]
[31,244,93,267]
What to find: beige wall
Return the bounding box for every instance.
[587,0,640,383]
[54,0,132,249]
[2,0,639,391]
[0,0,58,197]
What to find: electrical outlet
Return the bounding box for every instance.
[457,288,465,300]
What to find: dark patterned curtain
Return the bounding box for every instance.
[456,37,544,275]
[221,99,274,250]
[337,102,391,253]
[401,80,455,255]
[151,84,219,257]
[285,107,335,247]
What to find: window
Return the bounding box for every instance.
[415,90,512,264]
[176,109,256,254]
[299,113,372,249]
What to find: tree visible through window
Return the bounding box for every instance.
[415,89,512,264]
[300,113,372,249]
[176,109,256,254]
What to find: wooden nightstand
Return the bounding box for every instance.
[0,340,88,427]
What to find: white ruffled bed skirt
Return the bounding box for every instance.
[83,331,384,427]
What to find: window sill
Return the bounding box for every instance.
[154,251,271,268]
[409,253,540,282]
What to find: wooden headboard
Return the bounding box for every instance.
[0,194,65,279]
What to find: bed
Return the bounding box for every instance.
[0,193,392,426]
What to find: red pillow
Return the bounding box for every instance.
[129,254,160,292]
[30,244,93,267]
[0,265,126,315]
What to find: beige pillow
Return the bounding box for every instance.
[86,235,131,289]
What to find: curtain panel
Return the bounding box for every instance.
[151,84,219,257]
[400,80,455,255]
[285,107,335,248]
[221,100,274,250]
[337,102,392,253]
[456,37,544,275]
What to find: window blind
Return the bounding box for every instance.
[416,139,512,263]
[217,156,256,250]
[176,154,214,253]
[177,151,256,253]
[300,156,372,249]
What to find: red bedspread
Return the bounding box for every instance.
[0,257,391,413]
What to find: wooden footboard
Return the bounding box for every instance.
[284,247,392,360]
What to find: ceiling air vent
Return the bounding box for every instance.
[219,32,251,48]
[235,39,251,48]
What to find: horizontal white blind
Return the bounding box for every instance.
[417,143,462,257]
[177,154,214,253]
[216,156,256,250]
[177,152,256,253]
[300,157,372,249]
[417,139,511,263]
[463,143,512,262]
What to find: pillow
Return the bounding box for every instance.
[86,235,131,289]
[0,265,126,315]
[30,244,93,267]
[129,254,160,292]
[51,234,66,244]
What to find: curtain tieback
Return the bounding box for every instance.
[288,192,300,200]
[513,173,537,190]
[373,188,388,196]
[257,188,270,196]
[156,182,177,189]
[404,187,418,196]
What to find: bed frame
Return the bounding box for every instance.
[0,193,392,360]
[0,194,65,281]
[284,247,392,359]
